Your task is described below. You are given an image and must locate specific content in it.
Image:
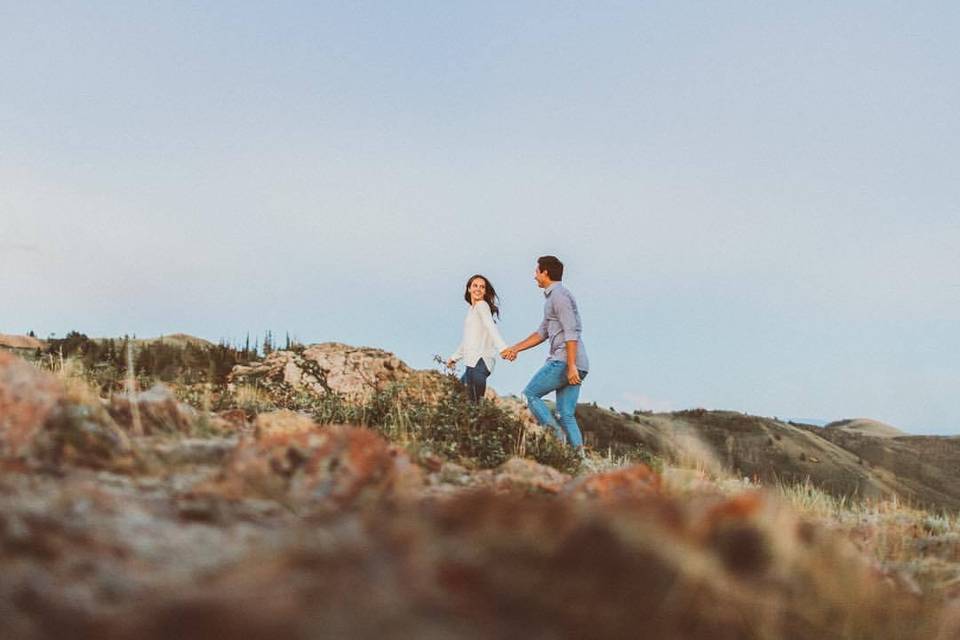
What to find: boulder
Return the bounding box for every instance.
[212,426,422,509]
[0,352,134,470]
[114,487,929,640]
[0,352,64,459]
[106,384,197,435]
[485,457,570,494]
[564,464,661,501]
[228,343,447,404]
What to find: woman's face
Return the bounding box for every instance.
[469,277,487,303]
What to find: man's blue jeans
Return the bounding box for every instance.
[523,360,588,448]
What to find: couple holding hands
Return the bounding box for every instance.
[446,255,589,451]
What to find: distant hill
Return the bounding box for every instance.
[0,332,214,351]
[0,333,44,350]
[825,418,907,439]
[577,406,960,512]
[130,333,215,349]
[788,418,829,427]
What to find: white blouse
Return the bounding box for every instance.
[449,300,508,372]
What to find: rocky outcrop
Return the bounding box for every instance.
[83,486,933,640]
[0,352,134,470]
[106,384,198,436]
[484,457,570,494]
[564,463,661,501]
[228,343,447,403]
[208,425,422,510]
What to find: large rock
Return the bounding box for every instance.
[564,464,662,501]
[210,425,422,510]
[482,457,570,494]
[0,352,134,470]
[101,487,932,640]
[228,343,447,403]
[106,384,198,436]
[0,352,63,460]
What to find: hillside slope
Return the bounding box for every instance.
[577,406,960,511]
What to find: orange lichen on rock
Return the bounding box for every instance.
[563,463,662,501]
[0,351,64,459]
[212,425,422,509]
[0,352,134,470]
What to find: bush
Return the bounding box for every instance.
[254,375,580,472]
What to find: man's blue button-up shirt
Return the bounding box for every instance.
[537,283,589,372]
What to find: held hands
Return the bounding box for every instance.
[500,347,518,362]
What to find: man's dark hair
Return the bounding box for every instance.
[537,255,564,281]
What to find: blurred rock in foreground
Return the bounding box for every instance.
[0,350,953,639]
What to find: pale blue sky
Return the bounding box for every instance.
[2,2,958,433]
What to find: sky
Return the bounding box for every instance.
[1,2,958,434]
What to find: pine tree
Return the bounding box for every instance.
[263,330,273,355]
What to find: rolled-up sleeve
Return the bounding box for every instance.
[554,292,581,343]
[537,317,549,339]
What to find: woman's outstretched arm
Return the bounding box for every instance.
[446,341,464,369]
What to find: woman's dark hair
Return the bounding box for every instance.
[537,255,564,281]
[463,274,500,319]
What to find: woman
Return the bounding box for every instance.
[446,274,508,403]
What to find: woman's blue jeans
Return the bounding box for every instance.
[522,360,588,448]
[460,358,490,403]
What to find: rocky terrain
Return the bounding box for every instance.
[1,339,959,639]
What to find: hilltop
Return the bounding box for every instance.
[825,417,908,438]
[131,333,216,348]
[0,332,45,351]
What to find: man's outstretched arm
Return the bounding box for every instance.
[502,332,545,361]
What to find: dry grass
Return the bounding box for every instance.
[51,356,101,405]
[232,383,274,414]
[584,433,960,604]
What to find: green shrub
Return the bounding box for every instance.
[255,376,579,472]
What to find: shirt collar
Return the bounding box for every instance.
[543,282,560,297]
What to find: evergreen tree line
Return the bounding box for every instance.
[41,331,264,387]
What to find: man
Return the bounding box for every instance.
[502,255,589,451]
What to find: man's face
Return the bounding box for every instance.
[534,265,550,288]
